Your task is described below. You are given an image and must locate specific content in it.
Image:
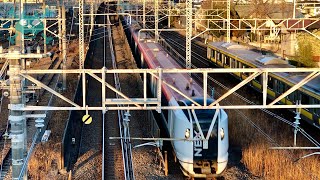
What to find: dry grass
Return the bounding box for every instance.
[228,107,320,179]
[26,40,80,179]
[28,142,65,179]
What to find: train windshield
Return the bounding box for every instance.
[179,98,219,160]
[179,98,218,137]
[180,98,216,116]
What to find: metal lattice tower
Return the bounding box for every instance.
[90,1,94,38]
[155,0,159,42]
[143,0,146,28]
[186,0,192,69]
[227,0,230,43]
[79,0,84,69]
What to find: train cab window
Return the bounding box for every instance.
[268,77,274,89]
[180,98,216,122]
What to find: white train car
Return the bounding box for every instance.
[125,21,229,178]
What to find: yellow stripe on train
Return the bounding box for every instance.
[301,109,313,121]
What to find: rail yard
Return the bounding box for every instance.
[0,0,319,180]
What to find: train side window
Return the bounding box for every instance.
[233,59,238,68]
[310,98,320,115]
[225,56,230,66]
[217,53,223,61]
[268,77,274,89]
[211,50,215,58]
[242,64,250,76]
[288,91,297,101]
[275,80,284,93]
[300,92,310,105]
[315,99,320,115]
[254,75,261,82]
[230,58,234,67]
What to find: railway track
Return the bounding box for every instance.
[75,4,134,179]
[108,17,135,179]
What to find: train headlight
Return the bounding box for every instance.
[185,128,190,139]
[220,128,225,140]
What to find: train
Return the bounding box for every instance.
[207,42,320,127]
[124,21,229,178]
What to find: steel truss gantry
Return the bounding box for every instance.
[5,68,319,112]
[121,0,320,68]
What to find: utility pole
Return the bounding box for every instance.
[62,5,67,90]
[9,1,27,179]
[90,0,94,38]
[58,5,62,53]
[8,46,27,180]
[293,0,296,18]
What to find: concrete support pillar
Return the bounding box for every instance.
[58,6,62,53]
[8,46,26,180]
[43,19,47,53]
[62,5,67,90]
[143,0,146,29]
[42,2,47,53]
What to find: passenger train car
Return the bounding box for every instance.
[207,42,320,127]
[124,21,229,177]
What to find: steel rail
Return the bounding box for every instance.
[107,16,135,180]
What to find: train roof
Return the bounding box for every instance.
[208,42,320,96]
[130,25,208,101]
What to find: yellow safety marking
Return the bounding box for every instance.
[82,114,93,125]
